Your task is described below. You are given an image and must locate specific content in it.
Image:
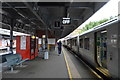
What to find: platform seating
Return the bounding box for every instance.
[15,53,28,66]
[1,55,8,68]
[4,53,28,72]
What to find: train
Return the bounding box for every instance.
[62,18,120,79]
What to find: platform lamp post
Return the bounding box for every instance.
[9,18,14,54]
[43,26,49,59]
[45,26,48,50]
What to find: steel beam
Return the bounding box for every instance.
[4,3,38,28]
[2,6,28,9]
[23,2,46,26]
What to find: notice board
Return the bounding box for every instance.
[20,36,26,49]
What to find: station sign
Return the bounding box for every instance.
[62,18,71,25]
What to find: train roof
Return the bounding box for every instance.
[65,17,119,40]
[78,17,119,37]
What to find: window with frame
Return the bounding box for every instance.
[67,40,70,45]
[74,38,77,46]
[79,38,83,48]
[72,39,74,46]
[84,38,89,50]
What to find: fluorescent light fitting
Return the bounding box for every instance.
[101,30,107,33]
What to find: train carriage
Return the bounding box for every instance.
[63,18,119,78]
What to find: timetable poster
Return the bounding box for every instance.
[20,36,26,50]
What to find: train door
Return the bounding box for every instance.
[95,30,107,69]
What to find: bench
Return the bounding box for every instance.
[5,53,28,72]
[0,55,7,68]
[15,53,28,65]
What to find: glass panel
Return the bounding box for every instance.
[96,30,107,69]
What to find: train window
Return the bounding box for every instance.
[72,39,74,46]
[79,39,83,48]
[72,39,75,46]
[95,30,107,68]
[84,38,89,50]
[74,38,77,46]
[73,39,75,46]
[67,40,70,47]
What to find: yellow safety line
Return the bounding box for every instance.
[91,70,103,79]
[76,54,103,79]
[62,48,102,80]
[62,50,73,80]
[96,67,110,77]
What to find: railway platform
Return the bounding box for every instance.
[1,47,98,79]
[0,1,119,80]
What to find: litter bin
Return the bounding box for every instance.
[44,51,49,59]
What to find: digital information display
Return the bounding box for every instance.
[62,18,71,25]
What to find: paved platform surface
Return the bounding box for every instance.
[62,47,97,79]
[2,47,97,79]
[2,49,69,78]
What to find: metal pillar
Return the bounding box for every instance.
[65,7,68,18]
[10,18,14,54]
[45,26,48,50]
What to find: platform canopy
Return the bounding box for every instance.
[1,1,108,39]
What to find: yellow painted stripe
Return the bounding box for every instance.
[72,52,103,79]
[62,48,102,79]
[62,50,72,80]
[91,70,103,79]
[96,67,110,77]
[79,60,102,79]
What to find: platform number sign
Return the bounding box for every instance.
[62,18,71,25]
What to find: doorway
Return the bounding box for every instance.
[95,30,107,69]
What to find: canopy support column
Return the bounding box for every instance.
[10,18,14,54]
